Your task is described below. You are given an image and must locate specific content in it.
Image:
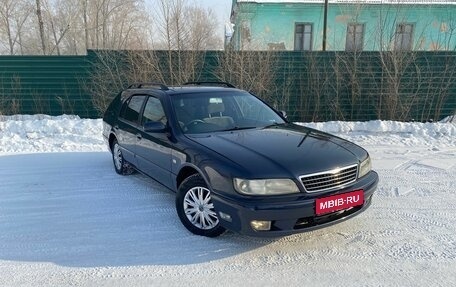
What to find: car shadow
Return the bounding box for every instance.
[0,152,283,268]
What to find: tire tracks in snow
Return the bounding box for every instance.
[1,148,456,286]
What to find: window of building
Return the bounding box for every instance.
[346,23,364,51]
[294,23,313,51]
[394,23,414,51]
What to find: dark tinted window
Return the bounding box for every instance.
[171,91,285,134]
[120,95,146,123]
[142,97,167,125]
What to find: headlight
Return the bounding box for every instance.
[358,156,372,178]
[233,178,300,196]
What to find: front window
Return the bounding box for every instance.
[394,23,414,51]
[294,23,313,51]
[171,91,285,134]
[141,97,167,126]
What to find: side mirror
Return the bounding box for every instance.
[144,121,167,133]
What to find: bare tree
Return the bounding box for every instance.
[1,0,224,55]
[152,0,222,50]
[216,50,279,104]
[154,0,184,50]
[82,0,89,49]
[429,10,456,51]
[42,0,74,55]
[0,0,16,54]
[337,2,456,121]
[1,0,152,55]
[84,0,150,50]
[127,0,220,87]
[35,0,47,55]
[0,0,33,55]
[184,6,221,50]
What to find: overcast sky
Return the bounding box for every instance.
[198,0,232,23]
[146,0,233,39]
[146,0,232,22]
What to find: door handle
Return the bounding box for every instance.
[136,134,142,140]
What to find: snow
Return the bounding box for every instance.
[0,115,105,155]
[0,115,455,286]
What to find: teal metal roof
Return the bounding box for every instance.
[236,0,456,4]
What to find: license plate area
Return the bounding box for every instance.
[315,190,364,216]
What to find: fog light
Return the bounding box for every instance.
[250,220,271,231]
[219,212,232,222]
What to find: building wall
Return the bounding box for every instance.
[231,2,456,51]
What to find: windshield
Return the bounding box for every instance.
[171,91,285,134]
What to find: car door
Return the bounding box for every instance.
[116,95,147,165]
[135,96,174,189]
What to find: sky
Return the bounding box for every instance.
[146,0,233,23]
[198,0,233,23]
[194,0,233,39]
[145,0,233,41]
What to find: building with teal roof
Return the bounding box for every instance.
[229,0,456,51]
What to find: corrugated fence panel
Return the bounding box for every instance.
[268,51,456,122]
[0,55,96,118]
[0,50,455,122]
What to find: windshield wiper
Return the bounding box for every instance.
[221,126,257,132]
[263,122,284,129]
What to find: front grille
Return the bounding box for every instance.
[300,164,358,193]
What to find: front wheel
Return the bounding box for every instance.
[176,174,226,237]
[112,139,135,175]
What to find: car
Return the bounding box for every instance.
[102,81,379,237]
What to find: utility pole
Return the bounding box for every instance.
[36,0,47,55]
[323,0,328,51]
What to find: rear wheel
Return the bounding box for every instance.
[112,139,135,175]
[176,174,225,237]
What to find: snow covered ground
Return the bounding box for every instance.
[0,115,455,287]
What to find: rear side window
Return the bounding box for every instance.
[120,95,146,124]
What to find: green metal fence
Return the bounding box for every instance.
[267,51,456,122]
[0,54,93,117]
[0,50,455,121]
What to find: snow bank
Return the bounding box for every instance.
[300,120,455,137]
[298,120,456,151]
[0,115,106,154]
[440,115,456,123]
[1,115,454,154]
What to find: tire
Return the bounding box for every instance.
[176,174,226,237]
[111,139,135,175]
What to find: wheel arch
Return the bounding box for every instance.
[108,133,117,152]
[176,166,200,190]
[175,167,226,237]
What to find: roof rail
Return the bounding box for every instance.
[128,82,169,90]
[183,81,236,88]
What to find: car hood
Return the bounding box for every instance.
[187,124,368,178]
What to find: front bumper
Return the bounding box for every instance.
[212,171,379,237]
